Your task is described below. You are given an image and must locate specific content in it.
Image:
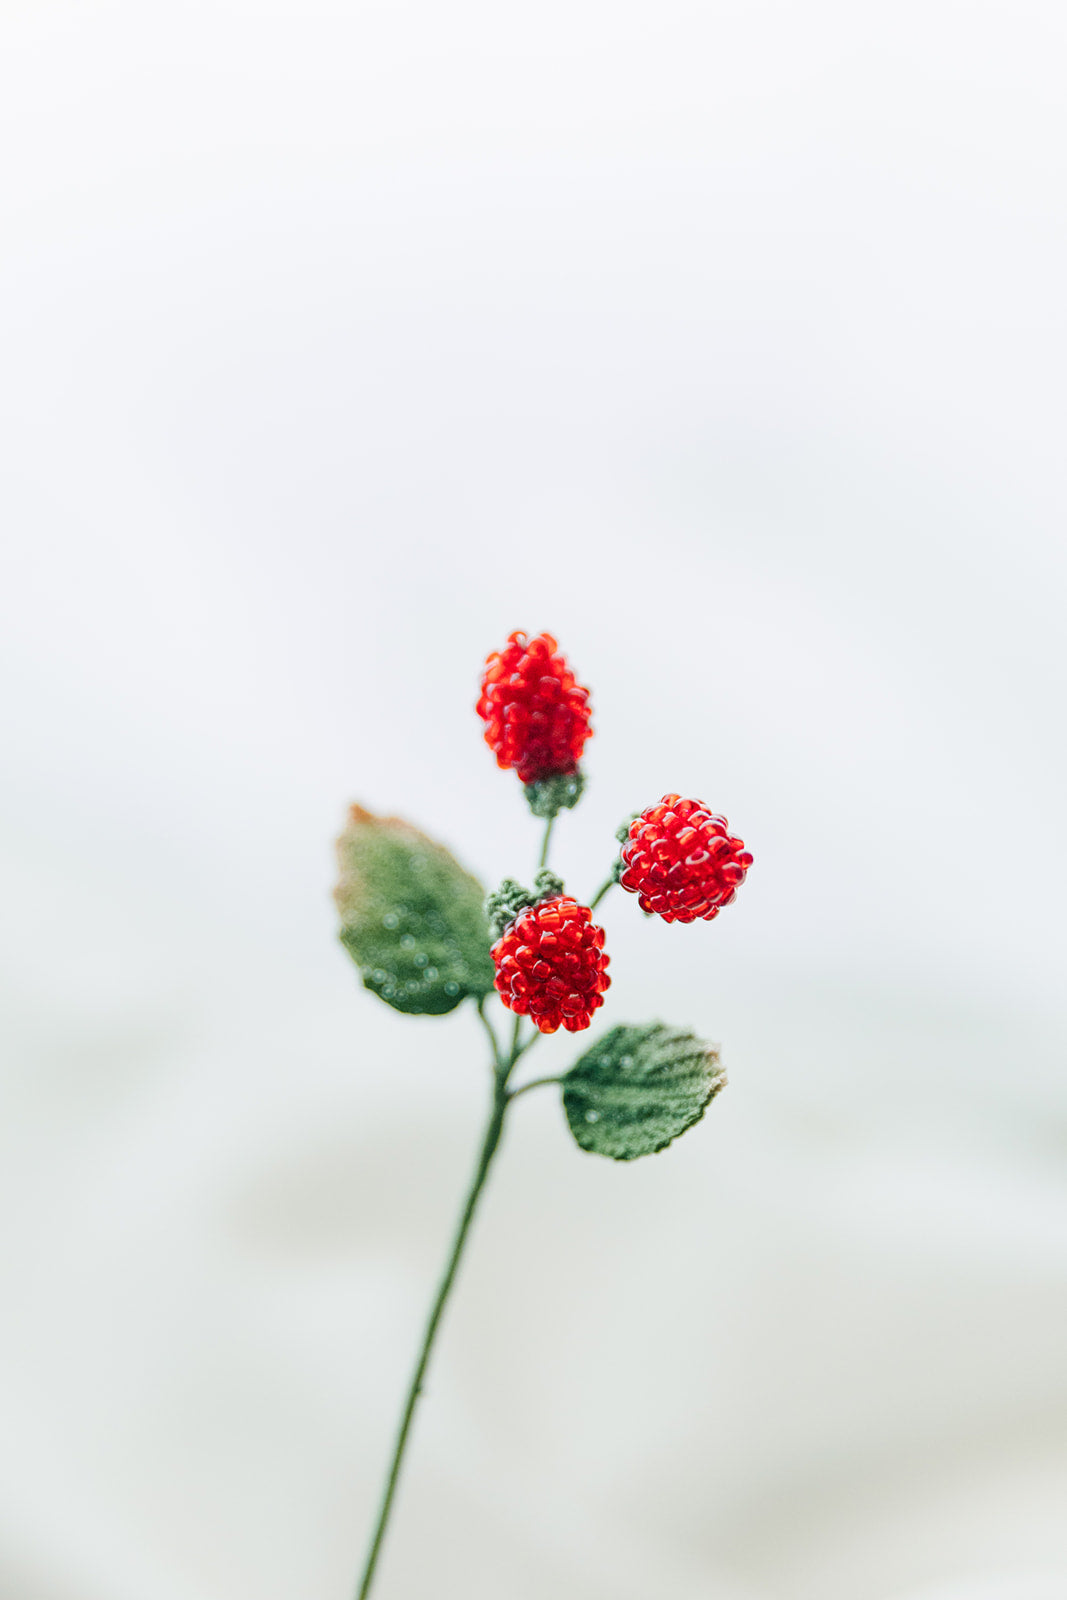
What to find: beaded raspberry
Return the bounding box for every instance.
[619,795,753,924]
[476,631,592,786]
[491,895,610,1034]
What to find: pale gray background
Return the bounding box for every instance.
[2,3,1066,1598]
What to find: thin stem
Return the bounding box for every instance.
[499,1010,541,1075]
[476,996,501,1069]
[356,799,560,1594]
[508,1073,564,1102]
[355,1072,510,1600]
[508,1012,523,1062]
[510,1026,540,1068]
[588,873,616,912]
[538,812,556,871]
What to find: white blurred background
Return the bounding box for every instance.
[3,3,1067,1597]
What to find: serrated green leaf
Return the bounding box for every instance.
[562,1023,725,1160]
[334,805,495,1015]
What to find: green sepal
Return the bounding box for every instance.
[485,871,565,938]
[561,1023,726,1160]
[524,769,585,819]
[334,806,495,1015]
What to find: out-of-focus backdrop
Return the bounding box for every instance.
[3,4,1067,1598]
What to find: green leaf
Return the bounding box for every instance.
[334,805,496,1015]
[562,1023,726,1160]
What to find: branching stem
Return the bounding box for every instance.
[538,812,556,871]
[354,1062,510,1600]
[508,1073,564,1101]
[358,998,543,1587]
[589,874,616,912]
[355,833,557,1596]
[475,995,502,1068]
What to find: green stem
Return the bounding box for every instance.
[356,820,554,1596]
[589,873,616,912]
[475,995,502,1069]
[355,1067,511,1600]
[509,1026,539,1068]
[508,1073,563,1101]
[538,812,556,871]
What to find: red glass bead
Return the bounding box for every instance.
[491,895,611,1034]
[619,794,753,924]
[476,631,592,785]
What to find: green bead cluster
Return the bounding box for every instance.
[523,769,585,819]
[485,870,565,938]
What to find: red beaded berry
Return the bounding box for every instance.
[476,631,592,786]
[491,895,610,1034]
[619,795,753,924]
